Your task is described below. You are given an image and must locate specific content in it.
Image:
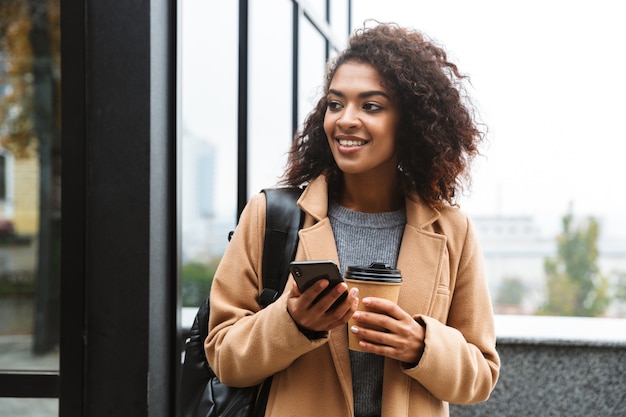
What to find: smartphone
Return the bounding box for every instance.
[289,260,348,309]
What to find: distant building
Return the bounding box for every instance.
[473,215,626,316]
[181,131,236,262]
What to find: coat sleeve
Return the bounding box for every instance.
[406,214,500,404]
[204,192,327,387]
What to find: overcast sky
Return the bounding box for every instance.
[182,0,626,239]
[350,0,626,238]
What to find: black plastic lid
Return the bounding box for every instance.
[345,262,402,282]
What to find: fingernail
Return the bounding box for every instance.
[350,326,359,333]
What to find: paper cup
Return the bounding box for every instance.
[345,263,402,352]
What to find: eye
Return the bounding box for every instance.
[327,100,343,111]
[363,102,382,111]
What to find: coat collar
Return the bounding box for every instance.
[298,175,441,229]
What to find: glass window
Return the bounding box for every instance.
[0,398,57,416]
[329,0,350,40]
[298,19,328,128]
[0,0,61,380]
[179,0,239,308]
[248,0,294,193]
[179,1,352,313]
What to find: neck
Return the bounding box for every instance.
[338,175,404,213]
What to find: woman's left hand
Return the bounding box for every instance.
[349,297,425,365]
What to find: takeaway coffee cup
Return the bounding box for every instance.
[345,262,402,351]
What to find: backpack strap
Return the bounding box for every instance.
[253,187,303,417]
[258,187,304,307]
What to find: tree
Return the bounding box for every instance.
[495,276,525,306]
[539,207,611,317]
[181,258,220,307]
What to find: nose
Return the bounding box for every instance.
[337,105,361,129]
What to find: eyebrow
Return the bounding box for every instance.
[327,89,391,100]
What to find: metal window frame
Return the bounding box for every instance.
[0,371,59,398]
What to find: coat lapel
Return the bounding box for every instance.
[396,224,447,316]
[396,195,445,315]
[296,217,354,408]
[295,217,339,263]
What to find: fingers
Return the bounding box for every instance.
[288,281,359,332]
[350,323,423,363]
[350,306,425,363]
[360,297,403,318]
[289,280,303,297]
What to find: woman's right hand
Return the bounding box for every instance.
[287,280,359,333]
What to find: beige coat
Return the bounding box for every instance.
[206,176,500,416]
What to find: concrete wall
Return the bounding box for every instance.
[451,316,626,417]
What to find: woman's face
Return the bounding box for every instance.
[324,61,400,181]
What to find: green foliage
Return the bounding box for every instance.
[495,276,525,306]
[0,270,35,296]
[181,258,221,307]
[539,208,611,317]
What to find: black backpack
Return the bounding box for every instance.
[179,187,304,417]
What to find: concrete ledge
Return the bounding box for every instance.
[494,314,626,347]
[452,315,626,416]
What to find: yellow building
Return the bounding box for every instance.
[0,147,39,236]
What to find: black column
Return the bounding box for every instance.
[60,0,178,416]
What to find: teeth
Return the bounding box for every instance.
[339,139,366,147]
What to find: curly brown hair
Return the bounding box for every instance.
[281,22,485,208]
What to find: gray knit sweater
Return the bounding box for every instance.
[328,201,406,417]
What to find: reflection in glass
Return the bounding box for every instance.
[0,398,57,417]
[179,0,238,308]
[0,0,61,371]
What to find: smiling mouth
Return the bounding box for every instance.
[338,139,367,147]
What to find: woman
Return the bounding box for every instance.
[206,22,500,417]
